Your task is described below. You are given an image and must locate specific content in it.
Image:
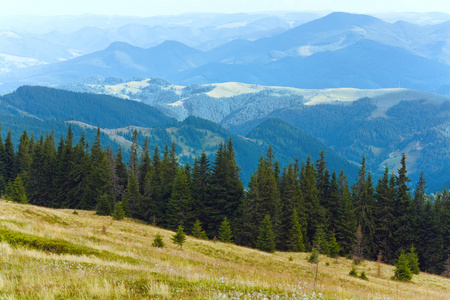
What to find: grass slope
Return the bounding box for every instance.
[0,200,448,299]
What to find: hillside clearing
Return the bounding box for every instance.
[0,199,448,299]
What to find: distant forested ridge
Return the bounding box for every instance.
[0,125,448,276]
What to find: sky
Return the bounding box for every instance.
[1,0,450,16]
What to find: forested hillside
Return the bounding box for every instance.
[0,126,448,276]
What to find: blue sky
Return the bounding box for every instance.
[2,0,450,16]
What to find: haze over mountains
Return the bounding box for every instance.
[0,11,449,192]
[1,12,450,94]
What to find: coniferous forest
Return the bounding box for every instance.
[0,124,448,276]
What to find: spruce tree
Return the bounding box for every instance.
[167,169,194,231]
[407,245,420,275]
[96,193,113,216]
[139,137,152,194]
[256,215,276,253]
[3,130,15,183]
[218,217,233,243]
[122,171,141,218]
[312,225,329,255]
[286,209,305,252]
[300,155,323,246]
[393,154,415,253]
[335,170,357,255]
[191,219,208,240]
[112,201,125,220]
[280,163,305,251]
[152,233,165,248]
[8,175,27,204]
[172,225,186,250]
[374,167,395,263]
[328,232,341,258]
[392,250,413,282]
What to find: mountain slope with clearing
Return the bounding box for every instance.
[0,200,448,299]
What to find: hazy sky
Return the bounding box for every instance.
[1,0,450,16]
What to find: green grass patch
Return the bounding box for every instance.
[0,226,141,264]
[0,226,99,255]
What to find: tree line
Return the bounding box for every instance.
[0,125,448,276]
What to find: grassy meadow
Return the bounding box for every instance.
[0,199,448,299]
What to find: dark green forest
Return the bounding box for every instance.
[0,125,448,276]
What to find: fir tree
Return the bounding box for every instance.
[167,169,194,231]
[312,225,329,255]
[152,233,165,248]
[393,154,415,253]
[96,193,113,216]
[407,245,420,275]
[328,232,341,258]
[7,175,27,204]
[392,250,413,282]
[3,130,15,182]
[112,201,125,220]
[300,155,323,246]
[308,248,319,264]
[191,219,208,240]
[256,215,276,253]
[374,167,395,263]
[218,217,233,243]
[335,170,357,255]
[172,225,186,250]
[280,163,305,251]
[286,209,305,252]
[122,171,141,218]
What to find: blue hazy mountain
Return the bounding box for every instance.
[2,12,450,94]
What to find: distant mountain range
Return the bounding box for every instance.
[1,12,450,94]
[1,83,448,192]
[0,86,359,185]
[1,11,449,191]
[55,78,450,192]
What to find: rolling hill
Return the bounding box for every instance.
[0,200,448,299]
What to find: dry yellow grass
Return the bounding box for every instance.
[0,199,448,299]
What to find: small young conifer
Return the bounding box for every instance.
[286,209,305,252]
[328,232,341,258]
[349,264,358,277]
[308,248,319,264]
[191,219,208,240]
[392,250,413,281]
[96,193,113,216]
[256,215,276,253]
[152,233,165,248]
[172,225,186,250]
[112,201,125,220]
[218,217,233,243]
[407,245,420,275]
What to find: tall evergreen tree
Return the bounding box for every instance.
[206,140,244,237]
[139,137,152,194]
[79,128,110,210]
[374,167,396,263]
[122,169,141,218]
[286,209,305,252]
[393,154,415,253]
[166,168,194,231]
[218,217,233,243]
[0,124,5,195]
[191,152,210,224]
[300,155,323,247]
[7,175,27,204]
[3,130,15,183]
[256,215,276,253]
[412,171,427,265]
[335,170,357,255]
[280,163,305,250]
